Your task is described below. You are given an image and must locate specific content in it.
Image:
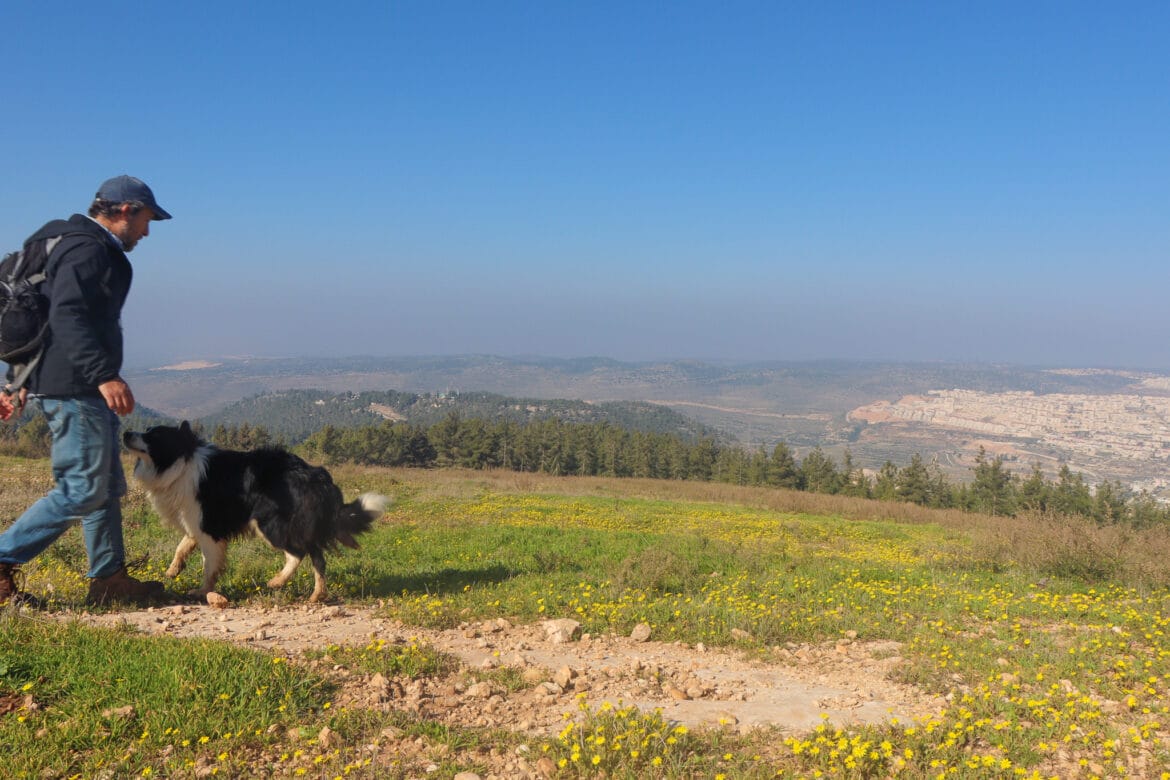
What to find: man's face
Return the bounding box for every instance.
[115,206,154,252]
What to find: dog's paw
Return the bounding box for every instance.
[266,577,286,589]
[165,566,183,578]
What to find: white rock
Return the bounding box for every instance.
[630,622,652,642]
[543,618,581,643]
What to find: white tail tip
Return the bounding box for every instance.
[359,493,390,516]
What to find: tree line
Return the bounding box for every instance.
[290,413,1168,528]
[2,410,1164,527]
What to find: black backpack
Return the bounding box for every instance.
[0,232,83,394]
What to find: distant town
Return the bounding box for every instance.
[851,375,1170,498]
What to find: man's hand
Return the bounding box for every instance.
[98,378,136,416]
[0,388,26,421]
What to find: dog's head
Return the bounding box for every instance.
[123,421,203,481]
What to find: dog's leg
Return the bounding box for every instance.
[308,551,328,603]
[190,533,227,596]
[267,552,302,589]
[166,535,198,578]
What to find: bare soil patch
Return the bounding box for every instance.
[75,602,942,738]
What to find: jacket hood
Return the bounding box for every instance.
[26,214,111,246]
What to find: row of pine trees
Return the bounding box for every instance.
[283,413,1164,527]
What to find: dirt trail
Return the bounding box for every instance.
[77,602,942,737]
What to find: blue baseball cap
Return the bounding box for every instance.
[95,175,173,220]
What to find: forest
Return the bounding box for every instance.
[195,388,715,443]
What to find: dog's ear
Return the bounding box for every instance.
[180,420,192,434]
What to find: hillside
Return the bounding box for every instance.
[196,388,715,444]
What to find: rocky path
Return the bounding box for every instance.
[78,601,942,739]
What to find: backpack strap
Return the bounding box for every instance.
[3,353,41,400]
[36,232,90,280]
[19,235,67,287]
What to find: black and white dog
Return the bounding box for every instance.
[123,421,386,602]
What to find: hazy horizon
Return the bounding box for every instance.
[124,351,1170,377]
[5,3,1168,371]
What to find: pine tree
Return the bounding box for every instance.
[874,461,899,501]
[800,447,842,494]
[1017,463,1049,512]
[839,450,871,498]
[766,442,802,490]
[1051,464,1092,517]
[971,447,1015,516]
[895,454,931,505]
[1091,480,1126,525]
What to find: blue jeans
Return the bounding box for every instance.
[0,396,126,579]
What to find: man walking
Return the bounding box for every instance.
[0,175,172,606]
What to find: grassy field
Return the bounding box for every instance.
[2,456,1170,777]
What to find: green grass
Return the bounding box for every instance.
[0,616,331,778]
[4,460,1170,776]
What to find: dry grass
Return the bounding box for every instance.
[0,457,53,518]
[969,509,1170,587]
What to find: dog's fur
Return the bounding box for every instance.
[123,421,386,602]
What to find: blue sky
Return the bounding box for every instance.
[3,2,1168,370]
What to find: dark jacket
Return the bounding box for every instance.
[25,214,131,397]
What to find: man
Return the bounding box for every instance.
[0,175,173,606]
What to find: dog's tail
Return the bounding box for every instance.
[335,493,389,549]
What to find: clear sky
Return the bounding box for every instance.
[3,2,1168,370]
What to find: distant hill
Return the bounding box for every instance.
[124,355,1170,494]
[126,354,1146,444]
[196,388,715,445]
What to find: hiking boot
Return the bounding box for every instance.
[86,566,166,607]
[0,562,43,608]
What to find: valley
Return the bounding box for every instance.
[124,356,1170,497]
